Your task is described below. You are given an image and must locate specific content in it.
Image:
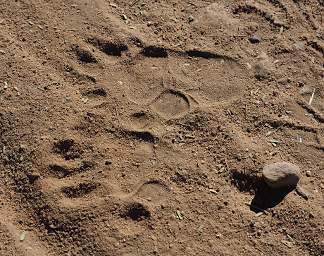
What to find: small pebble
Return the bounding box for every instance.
[249,35,261,44]
[27,172,40,182]
[105,160,112,165]
[296,186,309,200]
[255,212,264,217]
[281,240,293,248]
[306,171,312,177]
[215,233,222,239]
[188,15,194,22]
[19,231,27,242]
[209,189,218,194]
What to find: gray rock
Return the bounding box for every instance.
[188,15,194,23]
[249,35,261,44]
[262,162,300,188]
[296,185,309,200]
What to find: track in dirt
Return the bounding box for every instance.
[0,0,323,255]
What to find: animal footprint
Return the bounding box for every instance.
[130,179,170,205]
[140,46,168,58]
[41,139,103,207]
[73,45,98,64]
[120,202,151,221]
[48,160,93,178]
[82,87,108,97]
[150,89,191,119]
[88,37,128,57]
[119,42,247,109]
[61,182,100,198]
[53,139,82,160]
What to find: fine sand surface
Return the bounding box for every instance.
[0,1,323,255]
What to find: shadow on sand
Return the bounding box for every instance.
[230,170,295,213]
[250,185,295,213]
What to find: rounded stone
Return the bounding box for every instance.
[249,35,261,44]
[262,162,301,188]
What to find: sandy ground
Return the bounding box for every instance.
[0,0,323,255]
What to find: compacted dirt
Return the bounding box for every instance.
[0,0,323,255]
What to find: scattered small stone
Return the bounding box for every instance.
[305,171,312,177]
[299,86,313,95]
[81,98,88,103]
[279,26,284,34]
[262,162,300,188]
[83,87,107,97]
[27,172,40,183]
[293,41,305,50]
[0,50,5,54]
[296,185,309,200]
[121,14,128,20]
[215,233,222,239]
[188,15,194,22]
[281,240,293,248]
[175,210,184,220]
[19,231,27,242]
[3,81,8,89]
[268,139,280,147]
[278,77,291,86]
[286,234,294,242]
[209,189,218,194]
[249,35,261,44]
[254,63,270,80]
[105,160,112,165]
